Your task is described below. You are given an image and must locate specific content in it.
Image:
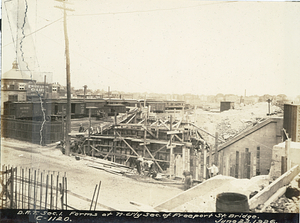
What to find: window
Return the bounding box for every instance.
[8,95,18,101]
[52,86,57,92]
[9,85,15,90]
[19,83,25,90]
[256,147,260,175]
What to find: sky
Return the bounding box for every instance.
[2,0,300,97]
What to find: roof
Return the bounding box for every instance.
[2,61,31,80]
[218,117,283,152]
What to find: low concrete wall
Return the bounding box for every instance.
[154,177,235,212]
[249,165,300,210]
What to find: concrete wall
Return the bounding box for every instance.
[270,141,300,179]
[219,118,283,178]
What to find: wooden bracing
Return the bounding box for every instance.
[69,110,214,180]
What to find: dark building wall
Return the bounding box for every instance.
[220,102,234,112]
[283,104,300,142]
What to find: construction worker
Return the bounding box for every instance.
[183,171,193,190]
[146,160,157,178]
[79,123,85,132]
[136,156,144,175]
[207,163,219,178]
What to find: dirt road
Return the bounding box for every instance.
[1,138,182,211]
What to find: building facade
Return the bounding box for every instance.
[216,117,283,178]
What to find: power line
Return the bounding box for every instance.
[3,17,63,48]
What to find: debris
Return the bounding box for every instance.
[285,186,300,199]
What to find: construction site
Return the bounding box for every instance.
[1,101,300,213]
[1,0,300,218]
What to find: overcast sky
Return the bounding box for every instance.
[2,0,300,97]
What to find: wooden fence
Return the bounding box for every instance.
[1,118,63,145]
[0,165,67,209]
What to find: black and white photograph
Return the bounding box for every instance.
[1,0,300,222]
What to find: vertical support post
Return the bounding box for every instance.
[40,172,43,209]
[65,177,67,210]
[203,149,207,179]
[143,109,148,157]
[21,168,24,209]
[88,108,91,155]
[56,173,59,210]
[1,165,4,209]
[214,132,219,165]
[113,112,117,162]
[209,144,212,168]
[45,174,49,209]
[5,166,7,208]
[61,177,64,210]
[169,115,174,178]
[28,169,31,209]
[285,138,291,170]
[34,170,36,209]
[10,167,14,209]
[62,114,64,141]
[63,0,72,156]
[15,168,18,209]
[50,174,53,209]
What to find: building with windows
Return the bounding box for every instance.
[214,117,283,178]
[1,61,31,114]
[1,61,63,114]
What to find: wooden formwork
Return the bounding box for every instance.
[70,112,213,180]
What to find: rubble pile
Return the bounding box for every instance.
[263,195,299,213]
[263,174,300,213]
[193,102,282,143]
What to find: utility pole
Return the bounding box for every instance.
[55,0,74,156]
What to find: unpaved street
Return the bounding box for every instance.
[1,138,182,211]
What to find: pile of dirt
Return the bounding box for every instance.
[192,102,282,144]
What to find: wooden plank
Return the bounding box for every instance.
[141,126,157,138]
[189,123,225,143]
[116,132,139,156]
[281,156,287,174]
[153,145,167,156]
[167,130,180,135]
[143,145,164,172]
[126,113,136,124]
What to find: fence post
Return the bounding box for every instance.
[65,177,67,210]
[10,167,14,209]
[28,169,31,209]
[45,174,49,209]
[15,167,17,209]
[56,173,59,210]
[40,172,43,209]
[50,174,53,209]
[34,170,36,209]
